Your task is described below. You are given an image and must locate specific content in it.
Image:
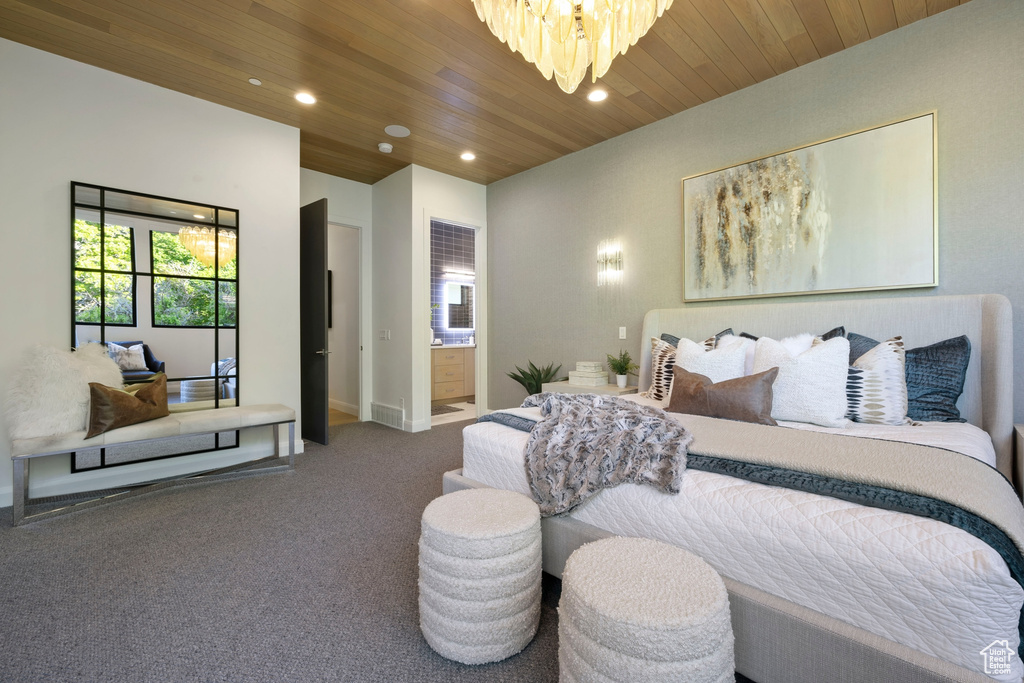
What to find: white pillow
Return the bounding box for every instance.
[108,342,147,372]
[675,336,749,384]
[847,336,910,425]
[718,333,811,376]
[716,334,756,375]
[752,336,850,427]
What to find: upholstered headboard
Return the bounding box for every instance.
[640,294,1016,490]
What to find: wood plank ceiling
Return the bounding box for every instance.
[0,0,969,185]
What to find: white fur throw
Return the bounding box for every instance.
[4,343,123,440]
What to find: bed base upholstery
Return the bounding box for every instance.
[443,468,992,683]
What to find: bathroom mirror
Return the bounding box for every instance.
[445,281,474,331]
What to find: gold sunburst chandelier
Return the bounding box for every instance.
[471,0,673,94]
[177,226,237,267]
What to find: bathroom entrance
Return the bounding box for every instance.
[429,220,477,427]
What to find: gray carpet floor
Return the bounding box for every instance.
[0,419,561,682]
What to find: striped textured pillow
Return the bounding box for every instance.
[846,336,910,425]
[642,335,716,403]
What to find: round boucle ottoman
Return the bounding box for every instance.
[418,488,542,665]
[559,536,734,683]
[180,379,217,402]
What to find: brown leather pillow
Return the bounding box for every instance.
[666,365,779,426]
[86,374,170,438]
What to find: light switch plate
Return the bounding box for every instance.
[619,326,627,340]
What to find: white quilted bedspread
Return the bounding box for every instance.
[462,408,1023,680]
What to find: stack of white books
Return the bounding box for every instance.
[568,361,608,386]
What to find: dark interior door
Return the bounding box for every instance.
[300,199,329,445]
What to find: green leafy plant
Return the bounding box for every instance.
[607,349,639,376]
[507,361,565,395]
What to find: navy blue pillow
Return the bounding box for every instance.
[660,328,733,348]
[847,332,879,365]
[848,333,971,423]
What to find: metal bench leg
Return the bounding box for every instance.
[12,459,27,526]
[288,422,295,468]
[273,423,280,458]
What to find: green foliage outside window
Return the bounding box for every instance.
[151,231,236,327]
[151,231,236,280]
[74,220,134,325]
[73,221,237,328]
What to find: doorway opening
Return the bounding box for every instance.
[301,198,371,444]
[429,220,477,427]
[328,223,361,427]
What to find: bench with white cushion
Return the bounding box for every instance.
[10,403,296,526]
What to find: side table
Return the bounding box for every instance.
[541,380,638,396]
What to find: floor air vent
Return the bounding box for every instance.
[371,403,404,429]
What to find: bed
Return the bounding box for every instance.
[445,294,1022,683]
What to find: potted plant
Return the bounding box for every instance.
[507,361,565,396]
[606,350,639,389]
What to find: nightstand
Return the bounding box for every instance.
[541,380,638,396]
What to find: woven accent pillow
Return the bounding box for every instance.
[753,335,850,427]
[666,366,779,425]
[641,337,678,403]
[86,374,170,438]
[846,337,910,425]
[642,334,717,403]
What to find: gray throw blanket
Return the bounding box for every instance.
[516,393,692,516]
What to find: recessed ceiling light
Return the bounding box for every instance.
[587,89,608,102]
[384,124,411,138]
[248,77,262,86]
[460,152,476,161]
[295,92,316,104]
[193,214,205,219]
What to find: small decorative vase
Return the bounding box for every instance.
[616,374,627,389]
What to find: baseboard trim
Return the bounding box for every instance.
[329,399,358,416]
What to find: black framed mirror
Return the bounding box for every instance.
[71,182,240,471]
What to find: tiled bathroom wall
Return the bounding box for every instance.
[430,221,476,346]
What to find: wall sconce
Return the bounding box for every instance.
[443,268,475,281]
[597,241,623,286]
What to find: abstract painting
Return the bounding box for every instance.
[682,113,936,301]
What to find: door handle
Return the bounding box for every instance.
[316,349,332,356]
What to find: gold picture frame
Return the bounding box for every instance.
[681,112,938,302]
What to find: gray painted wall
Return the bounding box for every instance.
[487,0,1024,415]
